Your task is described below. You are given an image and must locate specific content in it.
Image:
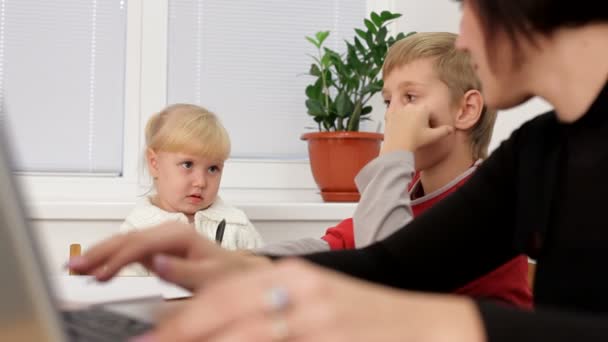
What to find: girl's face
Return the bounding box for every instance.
[147,149,224,219]
[455,0,534,110]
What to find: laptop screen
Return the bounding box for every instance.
[0,132,66,341]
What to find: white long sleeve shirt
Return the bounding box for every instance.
[120,196,263,276]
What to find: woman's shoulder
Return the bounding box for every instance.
[493,109,559,159]
[516,109,559,140]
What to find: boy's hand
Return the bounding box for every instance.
[381,105,454,155]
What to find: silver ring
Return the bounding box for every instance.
[266,286,290,312]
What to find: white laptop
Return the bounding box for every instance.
[0,129,155,341]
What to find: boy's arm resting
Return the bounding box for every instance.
[236,221,265,249]
[478,301,608,341]
[259,151,414,255]
[353,151,415,248]
[253,238,330,256]
[299,124,524,293]
[255,216,356,256]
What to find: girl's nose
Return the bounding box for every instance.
[192,171,206,188]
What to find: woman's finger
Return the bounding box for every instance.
[70,223,202,278]
[152,255,222,290]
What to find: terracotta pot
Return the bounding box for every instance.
[301,131,384,202]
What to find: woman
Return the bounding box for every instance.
[72,0,608,340]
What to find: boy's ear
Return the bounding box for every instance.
[146,148,160,178]
[454,89,484,130]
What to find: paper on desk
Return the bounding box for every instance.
[52,276,192,305]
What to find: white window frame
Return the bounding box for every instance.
[21,0,396,213]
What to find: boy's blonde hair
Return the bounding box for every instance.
[145,104,230,161]
[383,32,497,159]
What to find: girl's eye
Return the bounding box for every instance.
[383,99,391,107]
[208,165,220,174]
[181,161,193,169]
[406,94,417,102]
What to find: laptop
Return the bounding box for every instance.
[0,131,153,341]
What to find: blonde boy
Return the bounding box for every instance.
[259,32,531,308]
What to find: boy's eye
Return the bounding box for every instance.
[208,165,221,174]
[405,94,417,102]
[383,99,391,107]
[181,161,194,169]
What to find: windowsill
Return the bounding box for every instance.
[26,189,357,221]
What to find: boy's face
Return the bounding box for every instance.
[147,150,224,217]
[382,57,460,171]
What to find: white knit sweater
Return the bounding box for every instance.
[119,196,263,276]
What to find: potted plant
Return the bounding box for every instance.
[302,11,411,202]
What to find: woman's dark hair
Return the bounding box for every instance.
[455,0,608,67]
[458,0,608,43]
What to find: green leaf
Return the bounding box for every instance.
[306,36,319,48]
[346,101,363,131]
[364,19,377,34]
[315,31,330,46]
[361,106,373,115]
[361,82,383,95]
[320,53,332,68]
[371,12,382,27]
[323,69,333,86]
[323,46,339,55]
[354,37,367,55]
[380,11,401,21]
[365,66,380,80]
[308,63,321,77]
[305,83,322,100]
[375,27,387,45]
[372,48,384,66]
[335,91,354,118]
[355,28,368,41]
[346,48,363,72]
[306,99,326,117]
[364,31,375,49]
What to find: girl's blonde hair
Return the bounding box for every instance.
[383,32,497,160]
[145,104,230,161]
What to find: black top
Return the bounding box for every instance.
[301,82,608,341]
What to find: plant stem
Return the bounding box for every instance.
[318,47,331,121]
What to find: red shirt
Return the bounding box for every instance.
[321,167,533,309]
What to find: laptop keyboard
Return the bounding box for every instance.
[62,308,153,342]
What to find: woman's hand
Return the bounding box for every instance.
[68,222,271,291]
[136,259,486,342]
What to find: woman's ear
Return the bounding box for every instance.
[454,89,484,130]
[146,148,160,179]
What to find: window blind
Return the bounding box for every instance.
[167,0,366,159]
[0,0,127,173]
